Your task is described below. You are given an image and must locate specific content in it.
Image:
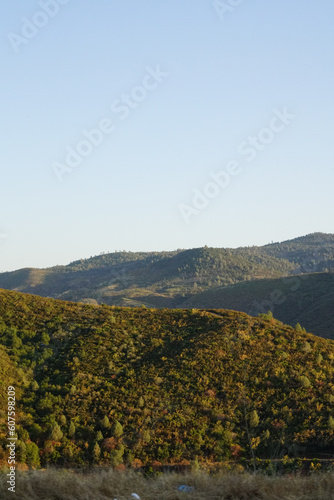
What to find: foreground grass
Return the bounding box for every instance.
[1,469,334,500]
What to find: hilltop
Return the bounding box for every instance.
[1,232,334,337]
[1,289,334,468]
[0,246,295,307]
[1,233,333,310]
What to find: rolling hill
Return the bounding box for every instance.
[1,233,334,309]
[184,272,334,339]
[1,289,334,468]
[0,232,333,338]
[261,233,334,272]
[0,246,295,307]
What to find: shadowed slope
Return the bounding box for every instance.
[184,272,334,339]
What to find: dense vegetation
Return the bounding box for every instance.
[0,233,333,315]
[0,247,294,308]
[262,233,334,272]
[1,289,334,469]
[183,272,334,339]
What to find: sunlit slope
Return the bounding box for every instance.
[0,246,296,305]
[1,233,334,310]
[0,289,334,467]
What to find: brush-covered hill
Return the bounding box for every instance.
[0,247,295,308]
[184,272,334,339]
[261,233,334,272]
[1,289,334,468]
[2,233,334,310]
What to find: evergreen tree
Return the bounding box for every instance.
[110,444,124,467]
[26,442,40,467]
[112,420,123,438]
[96,430,103,441]
[101,415,111,429]
[250,410,260,428]
[93,442,101,462]
[328,416,334,430]
[50,423,63,441]
[59,415,67,426]
[68,421,76,438]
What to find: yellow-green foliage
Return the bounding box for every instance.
[0,289,334,468]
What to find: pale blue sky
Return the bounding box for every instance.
[1,0,333,271]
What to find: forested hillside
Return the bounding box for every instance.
[1,289,334,469]
[2,233,334,311]
[183,272,334,339]
[261,233,334,272]
[0,246,295,307]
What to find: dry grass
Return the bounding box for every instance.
[1,468,334,500]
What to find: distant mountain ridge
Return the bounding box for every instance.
[0,232,334,337]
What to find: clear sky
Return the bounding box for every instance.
[1,0,333,271]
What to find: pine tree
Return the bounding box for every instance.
[26,442,40,467]
[112,420,123,438]
[68,421,76,438]
[250,410,260,428]
[101,415,111,429]
[93,442,101,462]
[59,415,66,426]
[96,430,103,441]
[328,416,334,430]
[110,444,124,466]
[50,423,63,441]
